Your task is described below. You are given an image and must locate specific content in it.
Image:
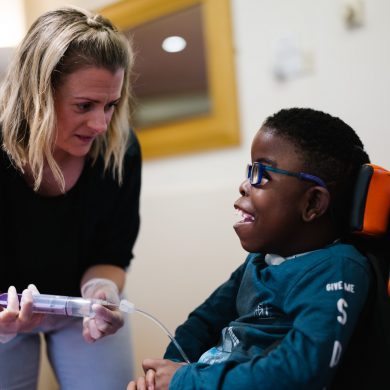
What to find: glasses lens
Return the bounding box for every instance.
[246,164,252,180]
[252,163,260,184]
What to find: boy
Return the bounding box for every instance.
[129,108,379,389]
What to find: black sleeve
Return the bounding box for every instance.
[83,131,142,269]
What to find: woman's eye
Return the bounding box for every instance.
[106,101,119,111]
[76,103,91,111]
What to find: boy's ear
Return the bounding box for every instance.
[302,186,330,222]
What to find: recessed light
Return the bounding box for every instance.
[162,36,187,53]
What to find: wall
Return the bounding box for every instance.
[23,0,111,23]
[3,0,390,387]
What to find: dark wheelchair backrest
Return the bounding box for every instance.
[329,164,390,390]
[350,163,390,293]
[331,163,390,389]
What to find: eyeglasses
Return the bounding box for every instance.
[246,162,327,188]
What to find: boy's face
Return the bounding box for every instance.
[234,128,311,256]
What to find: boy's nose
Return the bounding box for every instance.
[239,179,251,196]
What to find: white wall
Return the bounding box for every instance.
[23,0,112,24]
[3,0,389,386]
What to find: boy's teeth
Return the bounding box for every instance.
[243,212,255,222]
[236,209,254,222]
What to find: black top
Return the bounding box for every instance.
[0,132,141,296]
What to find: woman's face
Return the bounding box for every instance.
[54,66,124,160]
[234,129,311,256]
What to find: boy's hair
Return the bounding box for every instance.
[0,6,134,191]
[263,107,370,236]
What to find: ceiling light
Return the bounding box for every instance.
[162,36,187,53]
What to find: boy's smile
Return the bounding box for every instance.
[234,128,313,256]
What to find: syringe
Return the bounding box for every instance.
[0,293,191,363]
[0,293,114,318]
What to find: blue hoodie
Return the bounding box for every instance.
[165,242,371,390]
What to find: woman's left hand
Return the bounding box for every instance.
[81,278,124,343]
[82,304,124,343]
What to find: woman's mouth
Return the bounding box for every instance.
[76,135,94,143]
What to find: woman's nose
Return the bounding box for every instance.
[88,111,108,134]
[239,179,251,196]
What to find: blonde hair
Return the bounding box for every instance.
[0,6,134,191]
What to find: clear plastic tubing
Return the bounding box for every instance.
[119,300,191,364]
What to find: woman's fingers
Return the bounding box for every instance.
[27,284,40,295]
[6,286,20,313]
[19,289,34,321]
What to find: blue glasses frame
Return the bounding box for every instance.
[246,162,327,188]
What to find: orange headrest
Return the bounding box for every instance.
[350,164,390,237]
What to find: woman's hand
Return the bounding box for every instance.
[0,285,44,343]
[81,278,124,343]
[82,303,124,343]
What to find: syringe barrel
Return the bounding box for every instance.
[0,293,96,317]
[64,297,95,317]
[32,295,95,317]
[31,294,69,315]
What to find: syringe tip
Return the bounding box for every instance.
[119,299,135,313]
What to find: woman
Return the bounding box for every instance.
[0,6,141,389]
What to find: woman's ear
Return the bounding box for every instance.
[302,186,330,222]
